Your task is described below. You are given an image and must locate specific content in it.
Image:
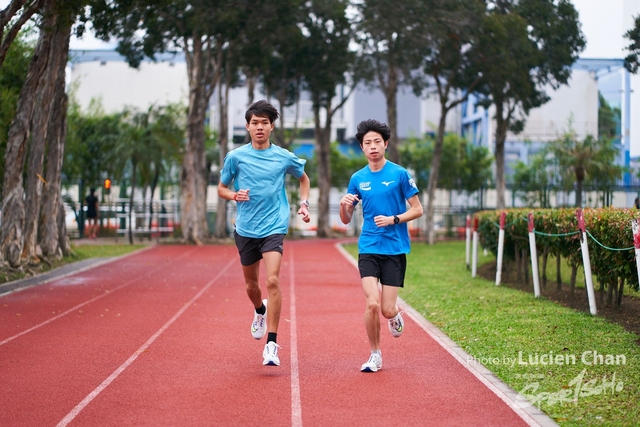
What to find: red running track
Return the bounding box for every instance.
[0,240,554,426]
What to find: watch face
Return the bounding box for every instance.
[394,216,399,224]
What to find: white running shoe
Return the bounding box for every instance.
[251,299,268,340]
[262,341,281,366]
[388,310,405,338]
[360,353,382,372]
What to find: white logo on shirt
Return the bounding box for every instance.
[359,182,372,191]
[381,181,394,186]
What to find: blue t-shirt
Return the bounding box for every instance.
[347,161,419,255]
[220,142,306,238]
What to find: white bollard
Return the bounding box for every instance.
[528,212,541,298]
[472,217,478,278]
[576,209,597,315]
[496,212,506,286]
[465,215,471,269]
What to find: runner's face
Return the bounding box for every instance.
[361,131,387,161]
[246,115,274,145]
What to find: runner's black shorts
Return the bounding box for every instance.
[358,253,407,288]
[234,231,285,266]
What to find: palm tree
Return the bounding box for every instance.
[548,130,621,207]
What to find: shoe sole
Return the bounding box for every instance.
[361,366,379,372]
[251,299,268,340]
[263,360,280,366]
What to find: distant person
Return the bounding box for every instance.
[339,119,423,373]
[217,100,311,367]
[635,197,640,209]
[85,188,100,239]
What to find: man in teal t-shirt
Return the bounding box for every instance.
[339,119,423,373]
[218,100,311,367]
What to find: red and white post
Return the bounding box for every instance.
[496,212,506,286]
[576,209,597,315]
[632,219,640,290]
[472,217,479,278]
[465,214,471,269]
[528,212,541,298]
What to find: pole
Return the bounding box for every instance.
[528,212,540,298]
[465,214,471,270]
[472,217,479,278]
[576,209,597,315]
[496,211,506,285]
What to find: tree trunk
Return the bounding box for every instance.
[214,78,231,239]
[605,277,614,307]
[56,197,71,256]
[424,108,449,244]
[556,251,562,290]
[494,103,508,210]
[616,277,624,309]
[314,103,333,238]
[128,162,137,245]
[575,178,584,208]
[39,21,71,258]
[383,66,399,164]
[541,248,548,289]
[148,169,159,239]
[181,36,211,244]
[0,0,44,69]
[1,8,54,267]
[23,13,70,262]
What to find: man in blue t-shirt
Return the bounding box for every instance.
[339,119,423,373]
[218,100,311,367]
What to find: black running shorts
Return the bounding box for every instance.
[357,253,407,288]
[234,231,285,266]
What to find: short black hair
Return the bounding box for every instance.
[355,119,391,143]
[245,99,280,124]
[90,187,96,193]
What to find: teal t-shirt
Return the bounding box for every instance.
[220,142,306,238]
[347,161,419,255]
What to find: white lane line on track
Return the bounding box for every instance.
[0,248,197,347]
[334,242,556,427]
[56,256,237,427]
[289,251,303,427]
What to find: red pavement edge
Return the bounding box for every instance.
[333,242,559,427]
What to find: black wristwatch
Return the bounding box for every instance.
[393,215,400,224]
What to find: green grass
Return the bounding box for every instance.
[344,241,640,427]
[70,244,147,260]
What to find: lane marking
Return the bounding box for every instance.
[56,256,236,427]
[334,242,556,427]
[289,251,302,427]
[0,248,197,347]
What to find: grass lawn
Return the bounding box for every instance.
[344,240,640,427]
[70,243,148,260]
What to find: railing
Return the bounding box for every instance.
[74,199,180,240]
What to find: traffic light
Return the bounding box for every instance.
[103,178,112,195]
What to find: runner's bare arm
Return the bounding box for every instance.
[339,194,359,224]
